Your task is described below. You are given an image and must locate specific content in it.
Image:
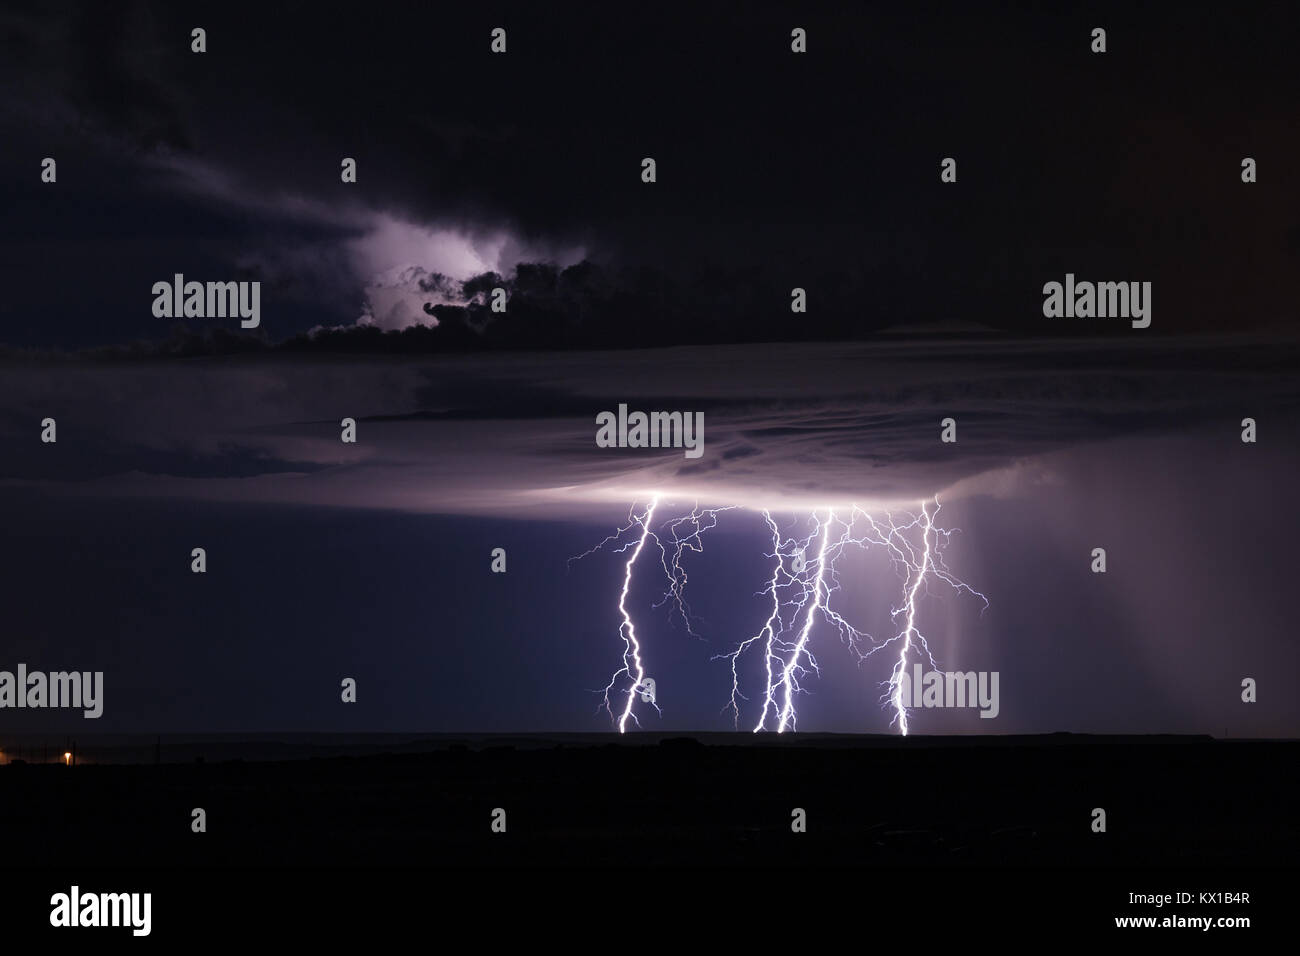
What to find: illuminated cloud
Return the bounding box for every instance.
[148,154,586,331]
[351,220,586,329]
[1,336,1293,521]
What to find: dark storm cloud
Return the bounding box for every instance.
[0,3,590,343]
[1,335,1295,516]
[0,1,193,154]
[3,1,1299,350]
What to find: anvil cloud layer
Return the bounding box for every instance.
[3,335,1296,518]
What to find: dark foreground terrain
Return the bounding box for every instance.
[1,733,1293,938]
[2,733,1295,867]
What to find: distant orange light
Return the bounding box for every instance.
[63,752,71,765]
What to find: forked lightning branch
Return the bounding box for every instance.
[572,496,989,735]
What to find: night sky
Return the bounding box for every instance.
[1,1,1297,737]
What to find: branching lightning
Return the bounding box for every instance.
[573,495,987,735]
[593,497,661,732]
[847,500,989,734]
[652,505,737,636]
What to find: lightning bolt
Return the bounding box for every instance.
[593,497,661,731]
[851,499,989,734]
[717,509,784,729]
[578,495,987,735]
[776,510,834,733]
[575,498,731,732]
[872,503,937,737]
[652,505,737,636]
